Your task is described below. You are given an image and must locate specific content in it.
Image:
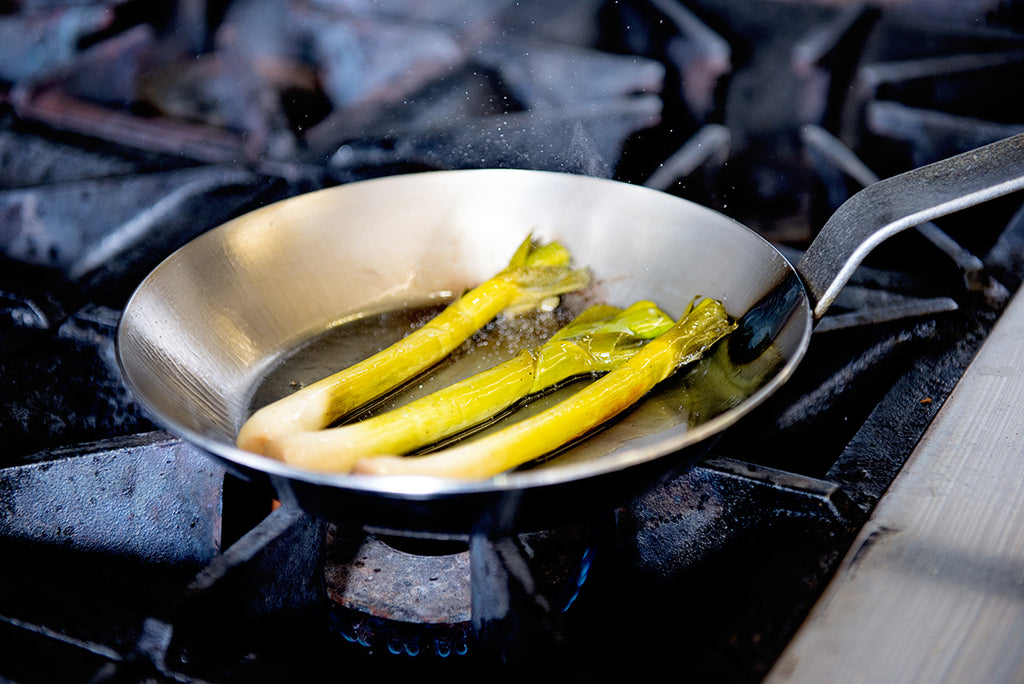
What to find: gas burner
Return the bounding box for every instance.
[323,523,597,661]
[325,530,474,658]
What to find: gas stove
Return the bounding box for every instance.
[2,1,1024,682]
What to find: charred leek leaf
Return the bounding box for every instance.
[352,297,736,480]
[236,236,590,454]
[266,301,674,472]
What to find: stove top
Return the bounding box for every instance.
[1,1,1024,681]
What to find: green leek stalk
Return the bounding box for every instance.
[352,297,736,480]
[236,236,589,454]
[266,301,674,472]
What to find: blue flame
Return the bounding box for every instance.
[563,544,595,612]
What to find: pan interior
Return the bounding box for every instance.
[116,169,810,490]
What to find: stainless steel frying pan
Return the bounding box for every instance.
[116,133,1024,534]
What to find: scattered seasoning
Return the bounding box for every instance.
[920,397,933,405]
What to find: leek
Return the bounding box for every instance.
[236,236,589,454]
[352,297,736,479]
[266,301,674,471]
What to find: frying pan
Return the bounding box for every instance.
[117,133,1024,535]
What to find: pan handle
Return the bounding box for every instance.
[797,132,1024,320]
